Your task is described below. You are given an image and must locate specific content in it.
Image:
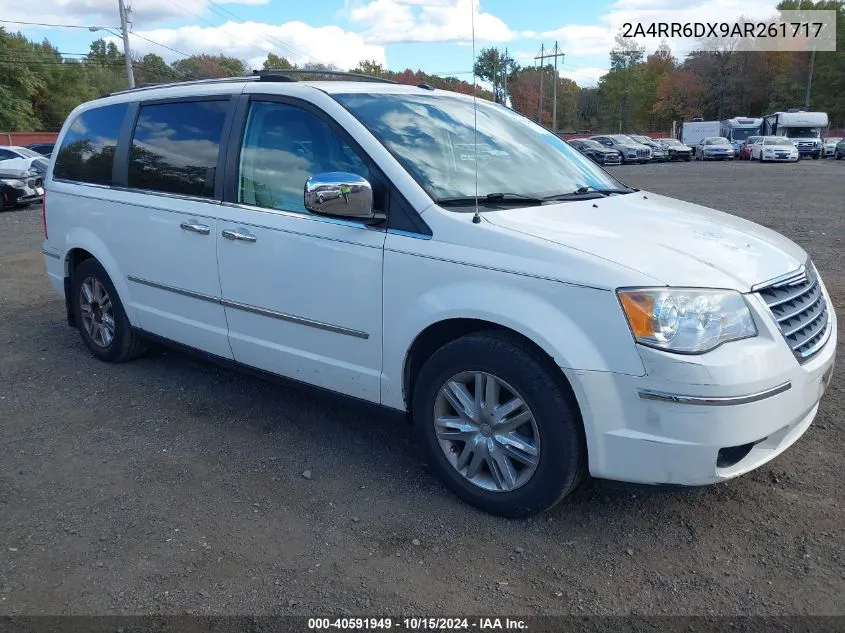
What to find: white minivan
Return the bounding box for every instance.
[42,73,836,517]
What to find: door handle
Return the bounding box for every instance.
[222,229,257,243]
[180,221,211,235]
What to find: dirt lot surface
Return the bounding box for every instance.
[1,160,843,616]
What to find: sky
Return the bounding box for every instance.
[0,0,785,87]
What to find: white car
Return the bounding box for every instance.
[41,75,836,518]
[750,136,800,162]
[0,145,48,170]
[822,137,842,158]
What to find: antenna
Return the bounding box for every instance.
[470,0,481,224]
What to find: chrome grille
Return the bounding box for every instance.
[757,263,831,362]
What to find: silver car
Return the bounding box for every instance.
[695,137,735,161]
[822,137,842,158]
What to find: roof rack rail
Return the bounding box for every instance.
[252,69,398,84]
[100,75,260,98]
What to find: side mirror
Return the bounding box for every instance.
[304,172,375,220]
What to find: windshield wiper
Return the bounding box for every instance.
[436,192,545,207]
[540,186,635,201]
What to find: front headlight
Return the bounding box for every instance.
[1,178,25,187]
[617,288,757,353]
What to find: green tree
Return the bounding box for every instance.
[135,53,174,84]
[473,47,518,103]
[262,52,295,70]
[172,54,246,79]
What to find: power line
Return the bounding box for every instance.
[0,19,119,29]
[127,30,192,58]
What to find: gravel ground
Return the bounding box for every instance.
[0,159,843,616]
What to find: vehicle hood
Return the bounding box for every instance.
[483,192,806,291]
[0,166,37,179]
[666,144,692,151]
[702,144,733,150]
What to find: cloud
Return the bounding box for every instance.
[347,0,512,44]
[559,67,608,87]
[114,21,386,71]
[518,25,615,57]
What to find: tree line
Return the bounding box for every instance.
[1,0,842,134]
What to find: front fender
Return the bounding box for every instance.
[381,252,645,411]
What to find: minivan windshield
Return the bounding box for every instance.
[333,92,626,203]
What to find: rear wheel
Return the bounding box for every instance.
[71,258,148,363]
[413,332,585,518]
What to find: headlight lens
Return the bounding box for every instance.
[618,288,757,353]
[1,178,25,187]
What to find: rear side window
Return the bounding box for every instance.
[128,100,228,198]
[53,103,128,184]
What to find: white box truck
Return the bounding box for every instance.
[681,120,721,156]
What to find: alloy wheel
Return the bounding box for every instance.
[79,276,115,347]
[433,371,540,492]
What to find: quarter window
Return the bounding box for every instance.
[238,101,368,213]
[53,103,128,184]
[128,100,228,198]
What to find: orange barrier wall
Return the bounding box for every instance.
[1,132,60,146]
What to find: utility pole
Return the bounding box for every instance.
[535,44,545,124]
[550,41,564,132]
[804,47,816,110]
[502,47,508,107]
[118,0,135,88]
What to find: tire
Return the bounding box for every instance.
[837,151,842,160]
[812,154,819,160]
[684,156,691,162]
[71,258,148,363]
[412,331,585,518]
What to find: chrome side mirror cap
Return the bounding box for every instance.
[304,172,374,219]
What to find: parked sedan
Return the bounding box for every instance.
[822,137,842,158]
[589,134,651,163]
[750,136,800,162]
[628,135,667,162]
[740,136,761,160]
[695,137,735,160]
[0,167,44,210]
[567,139,622,166]
[834,138,845,160]
[657,138,693,161]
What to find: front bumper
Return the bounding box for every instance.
[565,287,837,486]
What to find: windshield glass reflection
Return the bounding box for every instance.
[334,93,624,202]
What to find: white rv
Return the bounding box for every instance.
[762,111,829,159]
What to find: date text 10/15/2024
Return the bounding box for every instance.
[307,617,528,630]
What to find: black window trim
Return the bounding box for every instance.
[117,94,236,201]
[223,93,431,238]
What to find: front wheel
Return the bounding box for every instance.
[71,258,148,362]
[413,332,585,518]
